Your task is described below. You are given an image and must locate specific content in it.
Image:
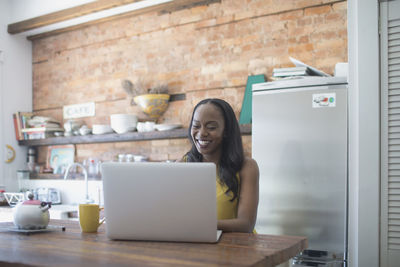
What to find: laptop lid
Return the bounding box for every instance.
[101,162,221,242]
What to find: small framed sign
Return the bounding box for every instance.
[63,102,95,119]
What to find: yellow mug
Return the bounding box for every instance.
[79,204,105,233]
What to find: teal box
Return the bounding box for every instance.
[239,75,265,124]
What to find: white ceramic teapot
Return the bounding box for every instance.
[13,193,51,230]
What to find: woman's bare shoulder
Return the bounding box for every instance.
[242,157,259,170]
[240,157,259,180]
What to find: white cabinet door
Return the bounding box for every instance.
[0,50,4,186]
[381,1,400,267]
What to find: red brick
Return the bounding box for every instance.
[332,2,347,11]
[216,15,234,25]
[305,5,331,16]
[326,13,341,22]
[196,18,217,28]
[279,10,302,21]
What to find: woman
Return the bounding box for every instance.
[180,98,259,233]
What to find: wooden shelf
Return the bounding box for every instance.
[18,124,252,147]
[8,0,220,40]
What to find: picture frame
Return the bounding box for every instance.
[46,145,75,175]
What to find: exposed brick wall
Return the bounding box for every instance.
[32,0,347,166]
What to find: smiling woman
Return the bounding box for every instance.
[180,98,259,233]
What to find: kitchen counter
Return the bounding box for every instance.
[0,219,307,266]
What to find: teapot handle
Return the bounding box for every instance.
[40,201,51,212]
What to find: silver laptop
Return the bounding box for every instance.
[101,162,222,243]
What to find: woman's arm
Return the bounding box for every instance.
[217,157,259,233]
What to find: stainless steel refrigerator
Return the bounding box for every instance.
[252,77,348,267]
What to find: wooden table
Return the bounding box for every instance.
[0,220,307,266]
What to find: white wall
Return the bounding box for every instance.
[0,0,32,192]
[347,0,380,266]
[0,0,96,192]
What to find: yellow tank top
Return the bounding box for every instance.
[182,156,240,221]
[216,173,239,220]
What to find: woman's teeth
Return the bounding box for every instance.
[198,140,210,145]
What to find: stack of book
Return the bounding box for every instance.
[272,66,312,78]
[13,112,33,141]
[13,113,64,140]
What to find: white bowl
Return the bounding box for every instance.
[110,114,138,134]
[137,121,155,132]
[92,124,113,135]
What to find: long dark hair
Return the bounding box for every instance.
[185,98,244,201]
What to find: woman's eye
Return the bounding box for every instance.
[207,126,217,130]
[192,125,200,129]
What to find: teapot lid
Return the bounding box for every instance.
[22,192,41,205]
[22,199,42,205]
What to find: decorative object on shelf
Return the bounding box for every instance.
[121,79,146,105]
[110,114,138,134]
[134,94,170,121]
[147,83,168,94]
[123,78,170,121]
[46,145,75,175]
[63,120,82,136]
[121,79,135,95]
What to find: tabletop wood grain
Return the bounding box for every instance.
[0,220,307,267]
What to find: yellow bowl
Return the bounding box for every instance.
[133,94,170,119]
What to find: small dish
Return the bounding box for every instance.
[137,121,155,132]
[92,124,113,135]
[154,123,182,131]
[4,225,66,234]
[54,132,64,137]
[79,125,91,136]
[133,155,148,162]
